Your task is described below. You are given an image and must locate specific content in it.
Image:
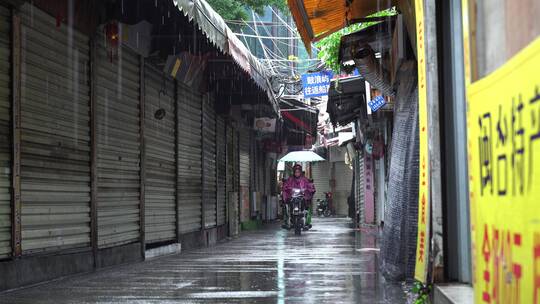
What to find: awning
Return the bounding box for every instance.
[287,0,395,53]
[174,0,277,111]
[280,97,319,136]
[174,0,228,52]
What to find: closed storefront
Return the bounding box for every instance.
[20,4,91,253]
[239,128,250,222]
[144,64,176,245]
[0,4,10,259]
[202,96,216,228]
[177,83,202,233]
[95,32,141,248]
[226,123,239,235]
[216,116,226,226]
[355,152,365,225]
[311,161,331,203]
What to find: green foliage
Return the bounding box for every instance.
[206,0,287,23]
[315,8,397,73]
[411,281,432,304]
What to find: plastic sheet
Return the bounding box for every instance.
[381,62,420,281]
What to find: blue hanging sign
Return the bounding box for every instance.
[301,71,333,98]
[368,95,386,112]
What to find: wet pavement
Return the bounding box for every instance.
[0,217,406,304]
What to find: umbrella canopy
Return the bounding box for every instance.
[279,151,325,162]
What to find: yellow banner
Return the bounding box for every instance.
[414,0,430,283]
[467,37,540,303]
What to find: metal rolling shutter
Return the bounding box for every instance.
[239,128,250,220]
[227,125,238,193]
[177,83,202,233]
[256,147,264,193]
[216,116,226,226]
[355,153,365,224]
[144,64,176,244]
[226,124,239,235]
[0,5,10,259]
[95,33,141,248]
[311,162,331,202]
[19,5,91,253]
[202,96,216,228]
[239,129,250,187]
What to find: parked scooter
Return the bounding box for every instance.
[316,192,332,217]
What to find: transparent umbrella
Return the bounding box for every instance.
[279,151,325,162]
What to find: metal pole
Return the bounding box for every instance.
[201,95,206,231]
[224,122,229,234]
[214,114,220,227]
[11,10,21,258]
[174,80,180,243]
[139,56,146,259]
[424,0,444,282]
[89,36,98,267]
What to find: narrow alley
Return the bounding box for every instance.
[0,0,537,302]
[0,218,405,304]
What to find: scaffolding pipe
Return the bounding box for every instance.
[351,44,395,98]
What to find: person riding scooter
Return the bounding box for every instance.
[282,164,315,229]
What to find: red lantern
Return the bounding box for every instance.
[104,21,119,62]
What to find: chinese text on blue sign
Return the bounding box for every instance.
[368,95,386,112]
[301,71,333,98]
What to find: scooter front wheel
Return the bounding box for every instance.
[294,217,302,235]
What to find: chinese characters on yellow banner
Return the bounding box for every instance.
[467,37,540,304]
[414,0,430,283]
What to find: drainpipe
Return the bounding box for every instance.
[351,44,395,98]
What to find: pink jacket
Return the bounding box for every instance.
[282,176,315,202]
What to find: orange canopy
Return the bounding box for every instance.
[288,0,395,53]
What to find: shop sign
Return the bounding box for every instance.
[253,117,276,133]
[467,37,540,304]
[368,95,386,112]
[414,0,430,283]
[301,71,333,98]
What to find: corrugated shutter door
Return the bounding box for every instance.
[20,4,91,253]
[96,32,141,248]
[311,162,331,202]
[216,116,226,226]
[257,148,264,193]
[177,83,202,233]
[239,129,250,187]
[202,96,216,228]
[144,64,176,244]
[226,125,239,235]
[227,126,238,193]
[356,153,365,223]
[0,4,10,259]
[239,128,250,221]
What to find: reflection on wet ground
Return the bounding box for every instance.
[0,217,406,303]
